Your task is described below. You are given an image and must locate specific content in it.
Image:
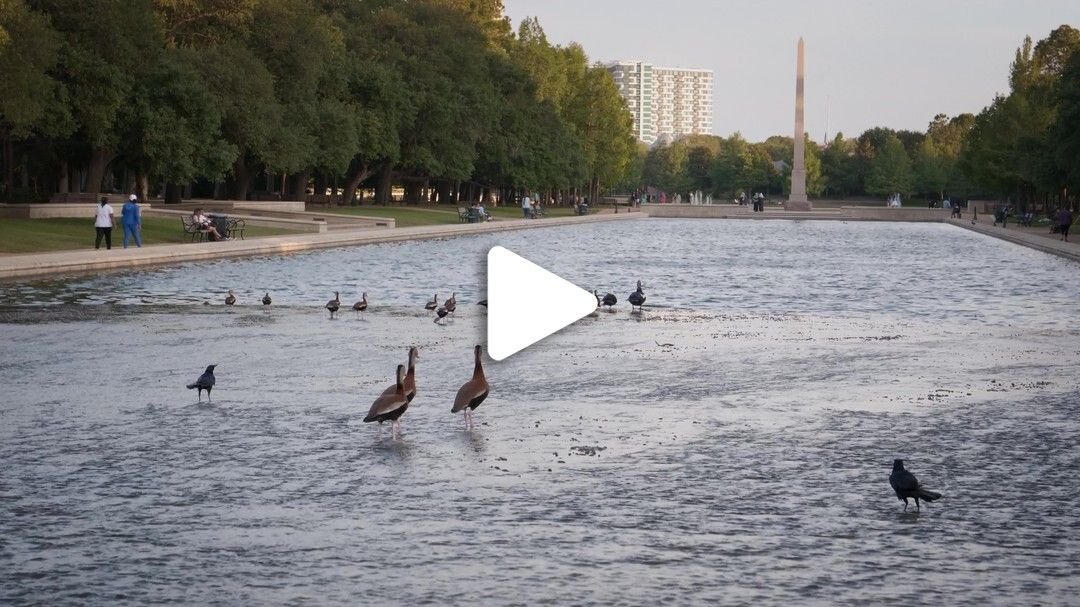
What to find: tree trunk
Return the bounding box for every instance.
[164,183,183,205]
[58,160,69,194]
[435,180,451,204]
[83,147,114,194]
[288,169,311,201]
[230,157,253,200]
[342,160,373,207]
[1,125,13,193]
[137,173,149,202]
[375,162,393,204]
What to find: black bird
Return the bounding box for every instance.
[262,292,272,306]
[186,364,217,402]
[889,459,943,512]
[476,299,487,307]
[593,290,601,307]
[352,292,368,317]
[601,292,617,310]
[434,306,449,324]
[225,290,236,306]
[425,293,438,311]
[445,292,457,316]
[326,291,340,319]
[628,280,646,311]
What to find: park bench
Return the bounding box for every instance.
[181,215,210,242]
[458,207,469,223]
[226,218,246,240]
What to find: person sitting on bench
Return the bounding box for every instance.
[192,208,228,241]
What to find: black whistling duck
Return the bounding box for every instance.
[452,345,490,430]
[353,292,368,317]
[326,291,340,319]
[628,281,646,311]
[364,364,408,438]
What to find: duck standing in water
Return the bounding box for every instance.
[364,365,408,438]
[262,292,272,306]
[445,292,457,316]
[425,294,438,311]
[352,292,368,318]
[452,345,490,430]
[326,291,340,319]
[601,292,617,310]
[628,280,646,312]
[377,347,418,431]
[225,290,236,306]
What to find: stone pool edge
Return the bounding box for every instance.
[0,212,643,280]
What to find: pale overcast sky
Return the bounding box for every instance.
[501,0,1080,142]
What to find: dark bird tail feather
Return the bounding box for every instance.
[918,489,942,501]
[186,383,197,389]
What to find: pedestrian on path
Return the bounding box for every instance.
[121,194,142,248]
[1055,207,1073,242]
[521,193,532,219]
[94,197,114,250]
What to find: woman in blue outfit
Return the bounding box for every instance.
[121,194,142,248]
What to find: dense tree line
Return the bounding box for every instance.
[637,25,1080,211]
[0,0,636,204]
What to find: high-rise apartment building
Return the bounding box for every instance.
[607,61,713,145]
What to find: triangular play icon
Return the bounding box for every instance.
[486,246,597,361]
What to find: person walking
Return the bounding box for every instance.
[521,193,532,219]
[94,197,115,250]
[1056,207,1073,241]
[121,194,142,248]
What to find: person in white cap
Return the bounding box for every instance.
[120,194,142,248]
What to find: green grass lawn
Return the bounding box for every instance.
[322,204,578,227]
[0,217,295,254]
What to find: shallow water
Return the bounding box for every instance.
[1,219,1079,605]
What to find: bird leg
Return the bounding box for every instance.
[392,419,401,438]
[915,497,921,512]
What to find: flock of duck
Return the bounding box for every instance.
[194,280,649,438]
[218,280,647,320]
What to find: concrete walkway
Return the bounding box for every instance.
[947,214,1080,263]
[0,212,642,280]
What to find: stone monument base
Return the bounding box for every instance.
[784,199,813,211]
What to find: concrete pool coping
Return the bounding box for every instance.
[0,212,644,280]
[3,209,1076,281]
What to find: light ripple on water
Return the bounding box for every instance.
[1,220,1079,605]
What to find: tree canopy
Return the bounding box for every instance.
[0,0,635,203]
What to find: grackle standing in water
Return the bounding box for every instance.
[187,365,217,402]
[889,459,942,511]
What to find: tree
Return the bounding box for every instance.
[866,134,912,197]
[118,50,234,199]
[819,133,858,197]
[0,0,65,193]
[913,138,947,199]
[1050,50,1080,208]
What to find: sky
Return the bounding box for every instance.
[501,0,1080,142]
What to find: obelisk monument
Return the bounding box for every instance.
[785,37,811,211]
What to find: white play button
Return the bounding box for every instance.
[486,246,597,360]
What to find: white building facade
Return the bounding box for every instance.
[607,61,713,145]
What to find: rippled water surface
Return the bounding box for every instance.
[2,219,1079,605]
